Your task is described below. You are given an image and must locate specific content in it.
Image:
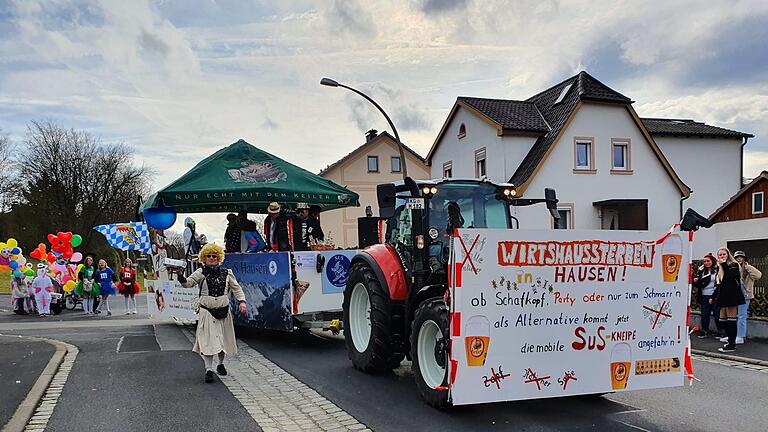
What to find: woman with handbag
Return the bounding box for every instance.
[710,247,745,353]
[176,243,247,383]
[75,255,100,316]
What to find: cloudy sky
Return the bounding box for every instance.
[1,0,767,242]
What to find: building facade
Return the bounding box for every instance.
[319,130,430,248]
[426,72,753,255]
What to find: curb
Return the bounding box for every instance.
[1,336,76,432]
[691,348,768,367]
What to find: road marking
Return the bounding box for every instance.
[178,325,372,431]
[616,420,652,432]
[116,336,125,353]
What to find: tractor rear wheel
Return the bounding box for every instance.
[343,262,398,373]
[411,298,450,409]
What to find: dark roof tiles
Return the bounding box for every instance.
[641,118,754,139]
[458,97,549,133]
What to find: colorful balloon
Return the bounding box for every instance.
[70,252,83,263]
[63,280,77,293]
[71,234,83,248]
[13,270,22,278]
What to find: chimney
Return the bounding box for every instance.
[365,129,378,142]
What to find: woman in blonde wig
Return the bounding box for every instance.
[711,247,745,353]
[176,243,247,382]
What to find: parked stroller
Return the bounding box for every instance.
[50,278,65,315]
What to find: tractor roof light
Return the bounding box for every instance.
[503,188,517,197]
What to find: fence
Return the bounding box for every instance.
[690,256,768,318]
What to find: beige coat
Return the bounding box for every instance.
[742,263,763,300]
[180,268,246,356]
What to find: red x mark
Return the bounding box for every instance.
[643,301,672,330]
[561,372,577,390]
[484,367,511,390]
[524,368,550,391]
[458,234,480,275]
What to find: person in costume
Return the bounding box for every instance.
[264,202,294,252]
[75,255,99,316]
[94,259,117,316]
[117,258,140,314]
[10,272,30,315]
[175,243,247,383]
[31,262,54,317]
[183,217,207,275]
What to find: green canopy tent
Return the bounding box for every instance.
[141,139,359,214]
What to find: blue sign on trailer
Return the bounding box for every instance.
[226,252,293,331]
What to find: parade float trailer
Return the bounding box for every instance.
[140,140,362,332]
[342,176,709,408]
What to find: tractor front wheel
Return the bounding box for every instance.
[411,298,450,409]
[343,263,398,373]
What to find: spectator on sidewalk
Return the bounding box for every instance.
[175,243,247,383]
[712,247,745,353]
[693,253,720,338]
[117,258,140,314]
[94,259,117,316]
[734,251,762,344]
[10,272,30,315]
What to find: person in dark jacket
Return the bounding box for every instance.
[711,247,745,352]
[693,253,720,338]
[264,202,294,252]
[224,213,241,253]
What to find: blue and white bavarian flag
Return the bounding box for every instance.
[93,222,153,254]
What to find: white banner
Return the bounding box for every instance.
[145,279,198,321]
[449,228,691,405]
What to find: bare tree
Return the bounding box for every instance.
[9,120,154,253]
[0,131,20,212]
[164,229,185,251]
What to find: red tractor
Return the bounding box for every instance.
[343,177,559,407]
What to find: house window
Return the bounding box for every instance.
[611,139,631,173]
[573,137,595,172]
[475,148,486,178]
[458,123,466,139]
[554,205,573,229]
[554,83,572,105]
[443,161,453,178]
[367,156,379,173]
[391,156,401,173]
[753,192,764,214]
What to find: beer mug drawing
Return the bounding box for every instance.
[661,234,682,282]
[465,315,490,367]
[610,343,632,390]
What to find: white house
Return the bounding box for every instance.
[426,71,753,256]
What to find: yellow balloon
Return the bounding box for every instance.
[7,239,17,248]
[64,280,77,292]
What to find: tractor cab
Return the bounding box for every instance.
[345,177,559,407]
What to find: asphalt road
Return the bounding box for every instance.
[1,317,260,431]
[241,330,767,432]
[0,336,55,427]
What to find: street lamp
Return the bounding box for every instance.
[320,77,408,179]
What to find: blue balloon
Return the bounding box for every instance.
[9,261,18,270]
[11,247,20,255]
[13,270,22,279]
[143,206,177,230]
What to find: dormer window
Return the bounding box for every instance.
[554,83,572,105]
[458,123,466,139]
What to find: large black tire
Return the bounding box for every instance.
[51,301,63,315]
[343,262,398,373]
[410,298,451,409]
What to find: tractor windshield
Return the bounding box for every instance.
[428,181,510,234]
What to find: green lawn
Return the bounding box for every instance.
[0,272,9,294]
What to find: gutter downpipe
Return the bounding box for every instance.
[740,137,750,188]
[680,190,691,222]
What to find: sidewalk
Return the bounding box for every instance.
[691,333,768,364]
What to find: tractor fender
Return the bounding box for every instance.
[352,244,408,302]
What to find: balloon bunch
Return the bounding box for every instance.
[1,238,33,279]
[45,232,84,293]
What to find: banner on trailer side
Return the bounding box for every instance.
[448,228,690,405]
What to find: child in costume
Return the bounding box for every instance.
[117,258,140,314]
[31,262,54,317]
[75,255,99,315]
[10,273,30,315]
[94,259,116,316]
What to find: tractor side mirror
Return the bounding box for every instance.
[377,183,396,219]
[545,188,560,221]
